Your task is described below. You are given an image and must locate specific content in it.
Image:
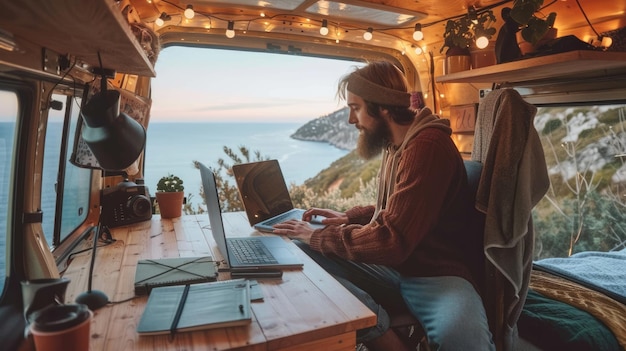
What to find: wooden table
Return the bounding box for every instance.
[62,213,376,351]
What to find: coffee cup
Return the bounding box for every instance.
[29,304,92,351]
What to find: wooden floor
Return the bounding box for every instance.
[62,213,376,351]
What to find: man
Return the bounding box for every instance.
[273,60,494,351]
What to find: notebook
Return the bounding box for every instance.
[134,256,218,295]
[198,162,303,270]
[137,279,251,336]
[231,159,325,232]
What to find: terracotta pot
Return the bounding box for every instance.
[443,47,471,74]
[516,27,558,55]
[155,191,184,218]
[444,55,471,74]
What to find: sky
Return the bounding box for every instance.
[0,47,363,123]
[149,46,363,123]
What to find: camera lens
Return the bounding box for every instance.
[127,195,152,217]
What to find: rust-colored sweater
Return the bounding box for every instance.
[309,108,479,286]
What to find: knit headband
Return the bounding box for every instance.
[347,73,411,107]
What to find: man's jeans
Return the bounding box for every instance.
[294,240,495,351]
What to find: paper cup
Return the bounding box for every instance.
[30,304,92,351]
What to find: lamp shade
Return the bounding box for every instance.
[80,90,146,171]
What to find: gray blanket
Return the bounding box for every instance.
[534,248,626,302]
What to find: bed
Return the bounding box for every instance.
[518,248,626,350]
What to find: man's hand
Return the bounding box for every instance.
[303,208,349,226]
[273,219,316,244]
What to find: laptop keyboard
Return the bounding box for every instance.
[229,238,279,264]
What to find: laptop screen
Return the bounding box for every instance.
[232,160,294,226]
[198,162,231,265]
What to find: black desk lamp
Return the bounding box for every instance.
[74,77,146,311]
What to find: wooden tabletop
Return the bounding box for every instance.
[62,213,376,351]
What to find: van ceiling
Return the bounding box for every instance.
[131,0,626,62]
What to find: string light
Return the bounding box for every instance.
[363,27,373,41]
[413,23,423,41]
[476,35,489,49]
[226,21,235,38]
[320,19,329,35]
[601,36,613,48]
[155,12,171,27]
[184,5,194,19]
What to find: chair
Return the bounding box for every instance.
[471,88,550,351]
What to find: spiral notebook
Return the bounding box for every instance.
[134,256,218,295]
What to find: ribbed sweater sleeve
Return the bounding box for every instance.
[345,206,375,225]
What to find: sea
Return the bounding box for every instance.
[143,122,349,197]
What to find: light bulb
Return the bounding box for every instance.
[363,28,373,41]
[155,17,164,26]
[320,19,329,36]
[226,21,235,38]
[414,46,423,55]
[184,5,194,19]
[602,36,613,48]
[413,24,423,41]
[476,36,489,49]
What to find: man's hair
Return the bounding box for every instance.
[337,60,415,125]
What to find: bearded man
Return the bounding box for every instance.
[274,60,494,351]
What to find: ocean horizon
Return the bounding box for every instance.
[144,121,349,204]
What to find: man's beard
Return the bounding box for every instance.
[356,118,391,160]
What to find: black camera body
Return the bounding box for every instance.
[101,179,152,228]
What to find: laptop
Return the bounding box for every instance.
[198,162,303,270]
[231,159,325,232]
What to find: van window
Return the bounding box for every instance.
[0,90,17,292]
[534,104,626,259]
[42,94,90,247]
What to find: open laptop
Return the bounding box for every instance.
[231,159,325,232]
[198,162,303,270]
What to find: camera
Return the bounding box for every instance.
[101,179,152,228]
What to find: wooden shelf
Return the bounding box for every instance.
[435,50,626,85]
[0,0,155,77]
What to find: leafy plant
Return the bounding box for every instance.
[440,9,496,54]
[509,0,557,45]
[156,174,184,192]
[441,17,473,54]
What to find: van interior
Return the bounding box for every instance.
[0,0,625,350]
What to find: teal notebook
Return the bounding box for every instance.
[137,279,252,336]
[134,256,218,295]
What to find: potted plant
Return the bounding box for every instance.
[155,174,185,218]
[441,17,473,74]
[509,0,557,54]
[440,9,496,73]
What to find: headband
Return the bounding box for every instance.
[347,73,411,107]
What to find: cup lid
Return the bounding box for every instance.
[31,304,91,332]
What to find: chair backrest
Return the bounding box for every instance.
[471,88,550,351]
[462,160,487,292]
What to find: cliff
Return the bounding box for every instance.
[290,107,358,150]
